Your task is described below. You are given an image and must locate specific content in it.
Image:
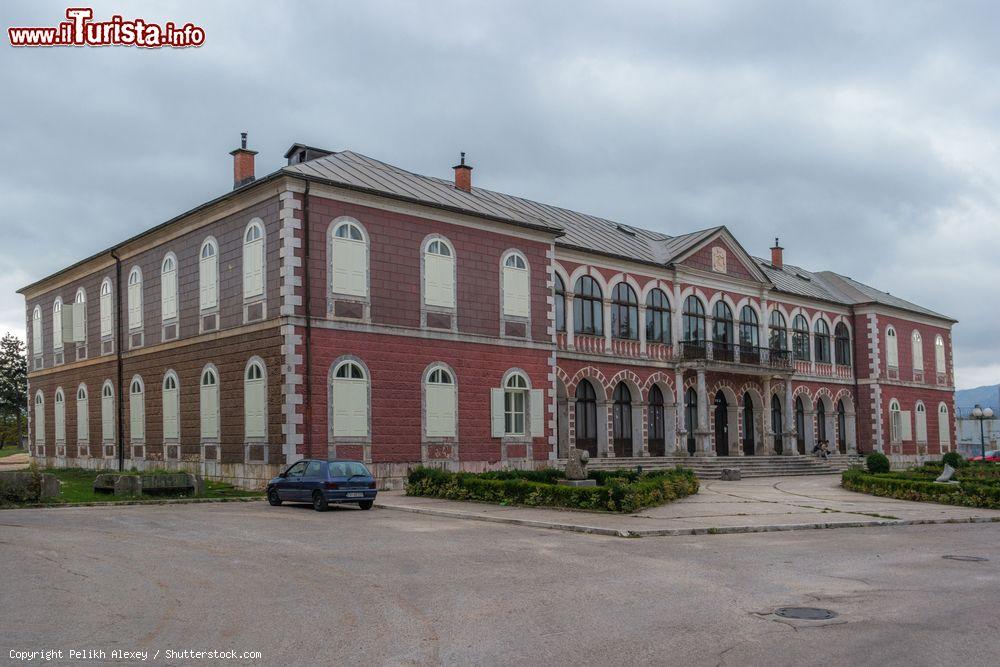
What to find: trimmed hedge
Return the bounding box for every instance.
[406,466,699,513]
[841,469,1000,509]
[866,452,890,473]
[941,451,966,469]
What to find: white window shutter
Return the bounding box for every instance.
[425,254,454,308]
[201,384,219,439]
[163,388,178,440]
[102,394,114,441]
[55,399,65,442]
[128,281,142,330]
[332,239,366,297]
[72,302,85,342]
[426,384,456,437]
[886,334,898,367]
[52,307,63,351]
[915,410,927,443]
[245,380,266,438]
[32,316,42,355]
[503,267,530,318]
[200,256,218,310]
[243,239,264,298]
[938,409,950,446]
[162,271,177,320]
[130,392,145,441]
[530,388,544,437]
[61,304,76,345]
[77,397,88,442]
[900,411,912,441]
[333,379,369,437]
[35,402,44,444]
[490,388,505,438]
[100,292,112,338]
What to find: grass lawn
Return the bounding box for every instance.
[38,468,263,505]
[0,446,26,459]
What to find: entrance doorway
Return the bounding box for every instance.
[574,380,598,457]
[685,388,697,455]
[742,392,755,456]
[795,396,806,454]
[714,391,730,456]
[648,385,665,457]
[836,399,846,453]
[612,383,633,457]
[771,395,783,455]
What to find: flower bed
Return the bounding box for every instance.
[406,466,699,513]
[841,468,1000,510]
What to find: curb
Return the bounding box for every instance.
[374,501,1000,538]
[2,496,265,510]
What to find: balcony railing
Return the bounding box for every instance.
[678,341,792,370]
[558,332,676,362]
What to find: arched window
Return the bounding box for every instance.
[245,360,267,439]
[129,376,145,442]
[792,314,810,361]
[330,219,368,298]
[610,283,638,340]
[889,399,902,443]
[645,289,671,344]
[915,402,927,443]
[161,254,178,321]
[574,380,598,457]
[101,381,115,443]
[163,372,179,441]
[423,237,456,309]
[739,306,759,350]
[554,274,566,332]
[816,399,827,442]
[502,251,530,318]
[911,331,923,372]
[769,310,787,351]
[52,298,63,352]
[54,388,65,443]
[76,385,89,444]
[885,326,899,369]
[331,360,369,437]
[425,365,457,438]
[836,400,847,453]
[200,367,220,440]
[938,403,950,448]
[794,396,806,454]
[127,267,143,331]
[814,319,831,363]
[573,276,603,335]
[685,387,698,454]
[934,335,946,377]
[243,220,265,299]
[31,305,42,357]
[682,296,706,343]
[713,301,734,360]
[503,372,528,436]
[73,288,87,345]
[34,391,44,447]
[771,395,783,454]
[612,383,633,456]
[648,385,666,456]
[199,238,219,311]
[99,278,113,339]
[834,322,851,366]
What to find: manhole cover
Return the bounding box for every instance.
[774,607,838,620]
[942,555,989,562]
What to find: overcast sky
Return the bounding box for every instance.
[2,1,998,389]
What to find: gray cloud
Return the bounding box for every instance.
[3,0,999,388]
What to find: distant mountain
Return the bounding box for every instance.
[955,384,1000,416]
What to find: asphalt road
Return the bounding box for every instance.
[3,502,999,666]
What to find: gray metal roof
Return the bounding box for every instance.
[814,272,954,321]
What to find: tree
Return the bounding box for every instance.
[0,333,27,448]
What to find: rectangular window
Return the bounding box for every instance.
[426,384,456,437]
[503,266,530,318]
[331,239,367,297]
[245,382,266,438]
[162,273,177,320]
[332,380,368,437]
[243,242,264,299]
[200,256,218,311]
[128,281,143,330]
[100,291,113,338]
[77,397,88,443]
[101,394,114,442]
[504,391,525,435]
[424,254,455,308]
[163,388,179,440]
[72,302,85,342]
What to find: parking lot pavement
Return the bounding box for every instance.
[376,474,1000,536]
[3,502,1000,666]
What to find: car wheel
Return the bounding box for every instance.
[267,488,282,506]
[359,500,373,510]
[312,491,328,512]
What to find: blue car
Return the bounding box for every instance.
[267,459,378,512]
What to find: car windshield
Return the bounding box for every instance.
[328,461,371,478]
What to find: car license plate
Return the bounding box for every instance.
[346,492,363,498]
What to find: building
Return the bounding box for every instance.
[956,415,999,458]
[18,137,959,488]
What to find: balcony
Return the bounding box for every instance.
[678,341,792,371]
[557,333,674,362]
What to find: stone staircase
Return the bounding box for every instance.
[563,454,861,480]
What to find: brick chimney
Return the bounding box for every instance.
[771,237,784,269]
[230,132,258,190]
[453,152,472,192]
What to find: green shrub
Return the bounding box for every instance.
[841,469,1000,509]
[941,452,965,468]
[405,466,698,513]
[866,452,890,474]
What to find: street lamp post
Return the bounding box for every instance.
[970,404,995,462]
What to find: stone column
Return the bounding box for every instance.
[696,369,712,455]
[674,370,686,454]
[565,295,575,349]
[783,378,796,456]
[638,304,647,355]
[603,298,612,348]
[729,405,740,456]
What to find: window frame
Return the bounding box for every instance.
[792,314,810,361]
[329,218,370,300]
[610,282,638,340]
[573,276,603,336]
[645,288,671,344]
[501,250,531,320]
[814,318,831,364]
[682,295,706,343]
